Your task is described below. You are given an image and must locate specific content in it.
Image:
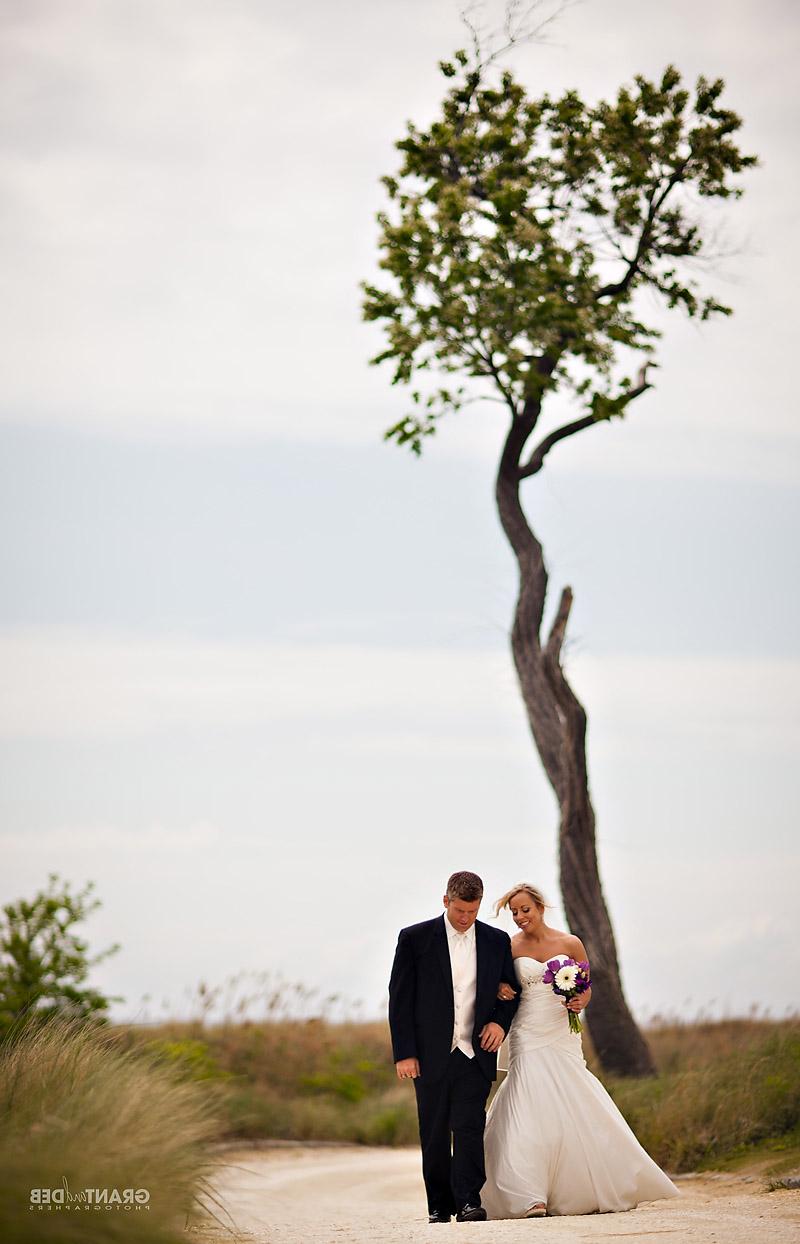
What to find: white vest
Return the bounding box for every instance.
[443,912,477,1058]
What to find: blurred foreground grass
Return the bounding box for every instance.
[124,1012,800,1173]
[0,1016,223,1244]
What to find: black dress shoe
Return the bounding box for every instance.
[456,1204,487,1222]
[428,1209,451,1223]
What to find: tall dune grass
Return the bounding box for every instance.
[0,1016,223,1244]
[127,1016,418,1146]
[125,1010,800,1172]
[605,1020,800,1171]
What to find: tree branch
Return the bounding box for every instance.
[462,336,520,415]
[519,413,596,478]
[462,1,574,74]
[544,584,573,663]
[595,160,690,301]
[518,363,655,477]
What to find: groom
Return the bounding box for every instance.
[388,871,520,1224]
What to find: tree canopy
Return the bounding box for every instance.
[362,55,757,457]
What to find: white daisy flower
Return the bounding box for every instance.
[555,965,578,991]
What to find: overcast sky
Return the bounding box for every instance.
[1,0,798,1027]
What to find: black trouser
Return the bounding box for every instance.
[414,1048,492,1214]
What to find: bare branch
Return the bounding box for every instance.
[459,392,517,408]
[460,1,575,73]
[544,584,573,663]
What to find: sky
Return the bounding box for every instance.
[1,0,798,1028]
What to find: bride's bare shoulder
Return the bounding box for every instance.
[560,931,589,960]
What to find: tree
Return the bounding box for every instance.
[361,12,757,1075]
[0,873,121,1040]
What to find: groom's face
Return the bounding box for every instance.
[443,894,481,932]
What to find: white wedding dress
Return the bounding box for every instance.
[481,954,679,1218]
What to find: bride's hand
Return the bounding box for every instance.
[565,987,591,1012]
[497,982,517,1001]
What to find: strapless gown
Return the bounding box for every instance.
[481,954,679,1218]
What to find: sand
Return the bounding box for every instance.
[198,1144,800,1244]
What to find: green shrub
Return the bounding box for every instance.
[145,1037,231,1083]
[0,875,120,1043]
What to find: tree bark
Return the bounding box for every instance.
[495,418,656,1078]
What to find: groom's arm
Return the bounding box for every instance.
[388,929,418,1064]
[490,935,521,1034]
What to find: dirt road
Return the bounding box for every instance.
[202,1144,800,1244]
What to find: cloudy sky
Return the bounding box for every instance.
[1,0,798,1027]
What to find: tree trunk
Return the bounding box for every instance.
[495,425,656,1078]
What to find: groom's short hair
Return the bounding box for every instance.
[446,871,484,901]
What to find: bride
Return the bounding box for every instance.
[481,883,679,1219]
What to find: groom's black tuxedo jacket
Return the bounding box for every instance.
[388,915,521,1083]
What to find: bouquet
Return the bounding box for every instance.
[542,958,591,1034]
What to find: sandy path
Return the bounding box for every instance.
[201,1144,800,1244]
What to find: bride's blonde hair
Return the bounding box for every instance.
[494,883,548,918]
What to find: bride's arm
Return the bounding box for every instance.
[564,934,592,1012]
[492,937,521,1029]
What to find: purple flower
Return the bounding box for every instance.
[540,955,591,1034]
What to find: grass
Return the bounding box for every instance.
[122,1011,800,1175]
[125,1017,419,1146]
[602,1018,800,1173]
[0,1016,224,1244]
[3,1001,795,1244]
